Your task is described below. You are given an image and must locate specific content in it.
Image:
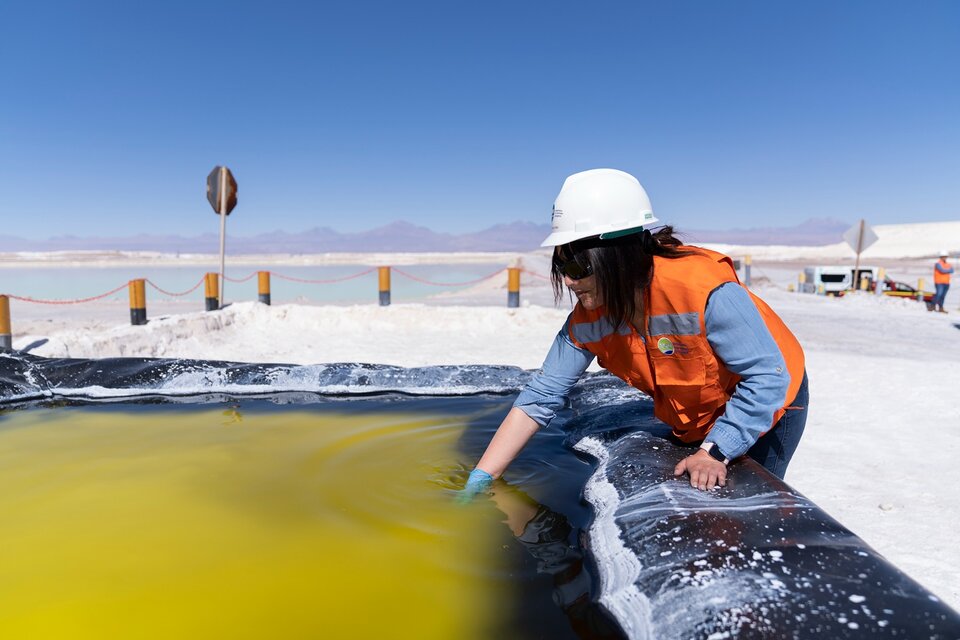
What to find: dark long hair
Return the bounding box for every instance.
[551,226,689,328]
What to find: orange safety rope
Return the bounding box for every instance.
[145,276,207,297]
[390,267,506,287]
[2,265,530,304]
[521,268,551,281]
[4,282,130,305]
[270,267,378,284]
[222,272,258,284]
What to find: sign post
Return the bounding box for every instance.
[842,219,878,293]
[206,166,238,306]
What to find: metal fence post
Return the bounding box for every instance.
[138,279,146,324]
[205,273,220,311]
[507,268,520,308]
[379,267,391,306]
[0,295,11,350]
[128,279,147,325]
[258,271,271,305]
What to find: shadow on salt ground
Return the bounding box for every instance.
[16,338,48,353]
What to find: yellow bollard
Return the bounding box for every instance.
[876,268,886,297]
[136,279,146,324]
[378,267,391,306]
[917,278,925,303]
[798,271,806,294]
[507,267,520,308]
[860,275,870,291]
[128,279,147,325]
[258,271,271,305]
[205,272,220,311]
[744,255,752,287]
[0,295,11,350]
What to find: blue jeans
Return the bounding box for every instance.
[745,372,809,479]
[934,283,949,309]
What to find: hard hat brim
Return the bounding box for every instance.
[540,218,659,247]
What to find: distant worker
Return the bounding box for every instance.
[460,169,808,499]
[933,250,953,313]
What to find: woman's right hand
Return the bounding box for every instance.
[457,468,494,504]
[458,408,540,504]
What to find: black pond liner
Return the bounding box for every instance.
[1,352,958,640]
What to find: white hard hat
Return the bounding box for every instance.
[940,249,950,257]
[541,168,659,247]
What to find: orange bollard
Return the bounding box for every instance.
[0,295,11,349]
[205,273,220,311]
[136,279,147,324]
[128,279,147,325]
[507,268,520,308]
[379,267,391,306]
[258,271,271,305]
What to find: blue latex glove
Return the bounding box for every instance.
[457,468,494,504]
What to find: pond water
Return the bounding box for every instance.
[0,396,613,639]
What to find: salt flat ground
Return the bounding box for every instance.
[6,254,960,611]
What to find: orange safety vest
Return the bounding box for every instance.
[568,248,805,443]
[934,259,952,285]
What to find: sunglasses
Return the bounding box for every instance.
[553,254,594,280]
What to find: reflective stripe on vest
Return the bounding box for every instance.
[649,312,700,336]
[570,316,632,344]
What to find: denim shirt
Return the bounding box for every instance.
[513,283,790,459]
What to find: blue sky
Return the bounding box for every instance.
[1,1,957,239]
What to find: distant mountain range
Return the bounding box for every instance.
[678,217,851,247]
[0,218,851,254]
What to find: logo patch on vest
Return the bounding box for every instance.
[657,337,675,355]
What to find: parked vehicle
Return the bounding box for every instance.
[800,267,934,306]
[801,266,880,296]
[875,278,935,306]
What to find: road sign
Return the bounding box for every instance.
[843,220,878,254]
[206,165,238,307]
[844,219,878,295]
[206,166,238,216]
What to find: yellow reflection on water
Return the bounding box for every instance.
[0,406,508,639]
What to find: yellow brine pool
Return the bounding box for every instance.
[0,396,592,639]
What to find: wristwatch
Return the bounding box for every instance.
[699,441,730,465]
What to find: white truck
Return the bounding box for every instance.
[801,265,880,295]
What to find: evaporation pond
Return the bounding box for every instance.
[0,396,580,639]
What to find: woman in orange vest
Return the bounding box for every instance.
[933,251,953,313]
[462,169,808,499]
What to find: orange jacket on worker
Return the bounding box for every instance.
[567,248,805,443]
[934,259,952,285]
